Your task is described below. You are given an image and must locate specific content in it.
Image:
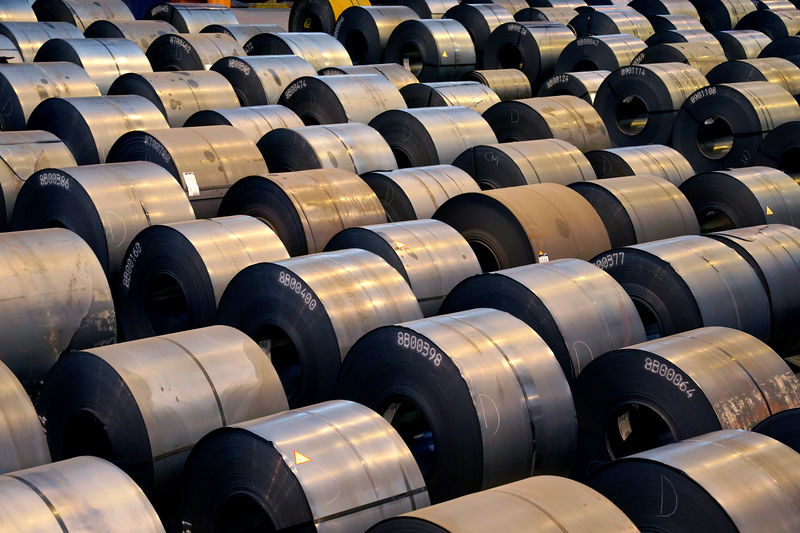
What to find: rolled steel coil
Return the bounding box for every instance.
[0,228,115,388]
[325,220,481,315]
[757,0,796,8]
[217,168,386,256]
[574,329,800,477]
[591,234,770,338]
[710,224,800,355]
[108,71,240,127]
[384,19,476,82]
[442,3,514,68]
[279,74,406,125]
[714,29,772,59]
[146,33,244,72]
[629,0,699,17]
[26,95,168,165]
[84,20,177,53]
[757,120,800,178]
[338,308,575,502]
[586,144,695,184]
[0,21,82,62]
[633,41,727,73]
[0,457,164,532]
[361,165,480,221]
[0,0,36,23]
[483,95,611,151]
[0,35,21,63]
[217,249,423,405]
[556,34,646,73]
[514,7,579,25]
[369,475,637,532]
[707,57,800,103]
[333,6,419,65]
[645,28,724,47]
[467,0,529,15]
[180,400,428,533]
[648,13,706,32]
[38,326,289,509]
[107,126,268,219]
[672,81,800,171]
[754,407,800,453]
[0,131,76,229]
[0,360,49,473]
[319,63,419,89]
[538,69,609,102]
[759,35,800,58]
[289,0,371,33]
[440,258,646,381]
[679,166,800,230]
[594,62,708,146]
[117,216,289,340]
[146,3,238,34]
[373,0,459,18]
[452,138,596,188]
[369,106,497,167]
[12,162,194,278]
[32,0,133,32]
[531,0,587,7]
[244,32,353,71]
[400,81,501,114]
[570,7,656,40]
[736,8,800,40]
[211,55,317,106]
[461,68,532,100]
[482,21,575,89]
[693,0,756,31]
[184,105,304,143]
[433,183,611,270]
[257,123,397,173]
[200,24,285,46]
[570,175,700,247]
[33,38,151,94]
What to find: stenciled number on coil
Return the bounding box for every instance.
[595,251,624,269]
[121,241,142,290]
[644,357,695,399]
[278,271,317,311]
[397,332,442,367]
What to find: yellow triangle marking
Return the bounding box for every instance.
[766,206,774,215]
[442,50,448,58]
[294,450,311,464]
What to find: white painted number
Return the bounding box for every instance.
[397,331,442,366]
[644,357,695,399]
[278,271,317,311]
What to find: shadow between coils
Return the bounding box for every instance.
[754,407,800,453]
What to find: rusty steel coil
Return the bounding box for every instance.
[200,24,285,46]
[461,68,532,100]
[32,0,133,32]
[244,32,353,71]
[706,57,800,102]
[146,33,244,71]
[443,3,514,68]
[570,7,656,40]
[693,0,755,31]
[556,34,647,73]
[384,19,477,82]
[146,2,238,34]
[319,63,419,88]
[714,29,772,59]
[333,6,420,65]
[211,55,317,106]
[0,21,82,62]
[586,144,695,184]
[184,105,304,143]
[84,20,177,53]
[400,81,501,114]
[538,69,609,102]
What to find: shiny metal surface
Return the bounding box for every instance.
[200,23,285,46]
[109,71,239,127]
[211,55,318,105]
[484,22,575,86]
[185,105,304,143]
[245,32,353,71]
[33,37,151,94]
[556,34,646,73]
[333,6,419,65]
[0,0,36,23]
[403,81,502,114]
[634,41,726,73]
[494,0,539,13]
[648,28,723,48]
[629,0,698,17]
[714,29,771,59]
[83,20,177,53]
[0,35,21,63]
[0,361,49,474]
[649,13,705,32]
[0,228,115,386]
[709,57,800,98]
[320,63,419,89]
[326,219,481,315]
[586,144,695,184]
[518,6,579,25]
[462,68,532,100]
[231,400,428,532]
[627,62,709,110]
[538,70,609,103]
[146,3,239,34]
[147,33,245,71]
[573,7,655,40]
[0,21,82,62]
[384,19,476,82]
[0,457,164,533]
[32,0,134,32]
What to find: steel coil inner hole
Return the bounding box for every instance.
[43,219,67,229]
[391,146,413,168]
[214,492,276,533]
[497,43,523,69]
[572,59,599,71]
[468,238,501,272]
[384,399,435,476]
[633,300,661,340]
[697,207,734,232]
[344,30,368,64]
[777,147,800,180]
[606,402,675,458]
[145,273,189,335]
[399,43,424,75]
[62,409,113,460]
[616,95,648,136]
[697,115,734,160]
[255,325,301,400]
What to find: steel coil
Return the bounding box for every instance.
[12,162,194,278]
[706,58,800,102]
[319,63,419,88]
[570,7,656,40]
[645,28,724,47]
[440,258,646,381]
[736,8,800,40]
[361,165,480,221]
[0,35,20,63]
[217,168,386,255]
[373,0,458,18]
[180,400,428,533]
[756,0,796,8]
[0,228,115,388]
[588,429,800,531]
[531,0,587,7]
[757,120,800,178]
[217,249,423,405]
[714,29,772,59]
[514,7,579,25]
[484,95,610,150]
[117,216,289,340]
[754,407,800,453]
[289,0,371,33]
[369,106,497,167]
[538,69,609,102]
[145,33,244,72]
[0,0,36,23]
[400,81,501,113]
[333,6,419,65]
[443,3,514,68]
[693,0,756,31]
[0,457,164,532]
[108,71,239,128]
[649,13,706,32]
[383,19,476,82]
[38,326,289,514]
[586,144,695,184]
[0,360,49,473]
[211,55,317,106]
[558,34,646,73]
[339,308,574,502]
[482,21,575,88]
[0,131,75,229]
[461,68,532,100]
[759,35,800,58]
[629,0,699,17]
[633,41,726,73]
[146,3,238,34]
[0,21,82,62]
[84,20,177,53]
[673,81,800,171]
[201,24,286,46]
[453,138,596,188]
[325,219,481,315]
[466,0,529,15]
[33,37,151,94]
[433,183,611,270]
[592,234,770,338]
[594,62,708,146]
[107,126,268,219]
[184,105,304,143]
[32,0,133,32]
[244,32,352,71]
